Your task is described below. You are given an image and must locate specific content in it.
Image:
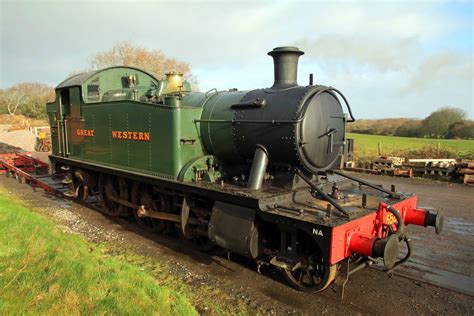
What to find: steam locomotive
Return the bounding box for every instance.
[46,47,443,294]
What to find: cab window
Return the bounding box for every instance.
[87,78,100,101]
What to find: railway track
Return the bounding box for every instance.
[1,151,472,297]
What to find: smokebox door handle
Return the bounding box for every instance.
[231,98,266,109]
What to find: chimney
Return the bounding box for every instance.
[268,46,304,90]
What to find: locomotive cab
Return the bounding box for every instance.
[47,66,161,158]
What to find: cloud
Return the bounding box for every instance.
[294,36,421,71]
[0,0,472,119]
[287,1,463,40]
[402,52,473,92]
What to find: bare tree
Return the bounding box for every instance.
[0,87,26,116]
[89,42,191,79]
[0,83,54,118]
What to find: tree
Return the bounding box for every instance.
[0,87,26,116]
[89,42,192,80]
[447,121,474,139]
[395,120,422,137]
[0,83,54,119]
[421,107,466,138]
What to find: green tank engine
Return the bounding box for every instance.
[47,47,350,185]
[46,47,443,294]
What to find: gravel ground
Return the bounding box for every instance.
[1,124,472,314]
[8,192,120,244]
[0,124,37,152]
[1,175,473,315]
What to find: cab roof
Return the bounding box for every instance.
[55,66,158,89]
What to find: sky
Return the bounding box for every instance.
[0,0,473,119]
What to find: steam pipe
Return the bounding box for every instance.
[247,145,269,190]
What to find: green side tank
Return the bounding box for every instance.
[47,66,224,182]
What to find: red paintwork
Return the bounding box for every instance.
[348,233,376,257]
[0,152,36,172]
[330,196,431,264]
[330,211,377,264]
[0,152,60,193]
[404,208,427,226]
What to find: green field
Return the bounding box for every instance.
[347,133,474,160]
[0,192,197,315]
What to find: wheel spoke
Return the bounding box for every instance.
[282,258,337,293]
[99,175,128,217]
[133,184,167,233]
[176,197,214,252]
[306,271,315,286]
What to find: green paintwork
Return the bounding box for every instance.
[47,66,245,182]
[46,103,59,154]
[57,66,160,103]
[178,155,221,182]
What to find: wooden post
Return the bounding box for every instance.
[377,142,381,156]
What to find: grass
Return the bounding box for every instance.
[347,133,474,161]
[112,249,249,315]
[0,192,197,315]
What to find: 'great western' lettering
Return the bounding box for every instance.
[111,131,151,141]
[76,129,94,137]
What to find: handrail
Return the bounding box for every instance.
[294,168,350,217]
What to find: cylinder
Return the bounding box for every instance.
[247,145,269,190]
